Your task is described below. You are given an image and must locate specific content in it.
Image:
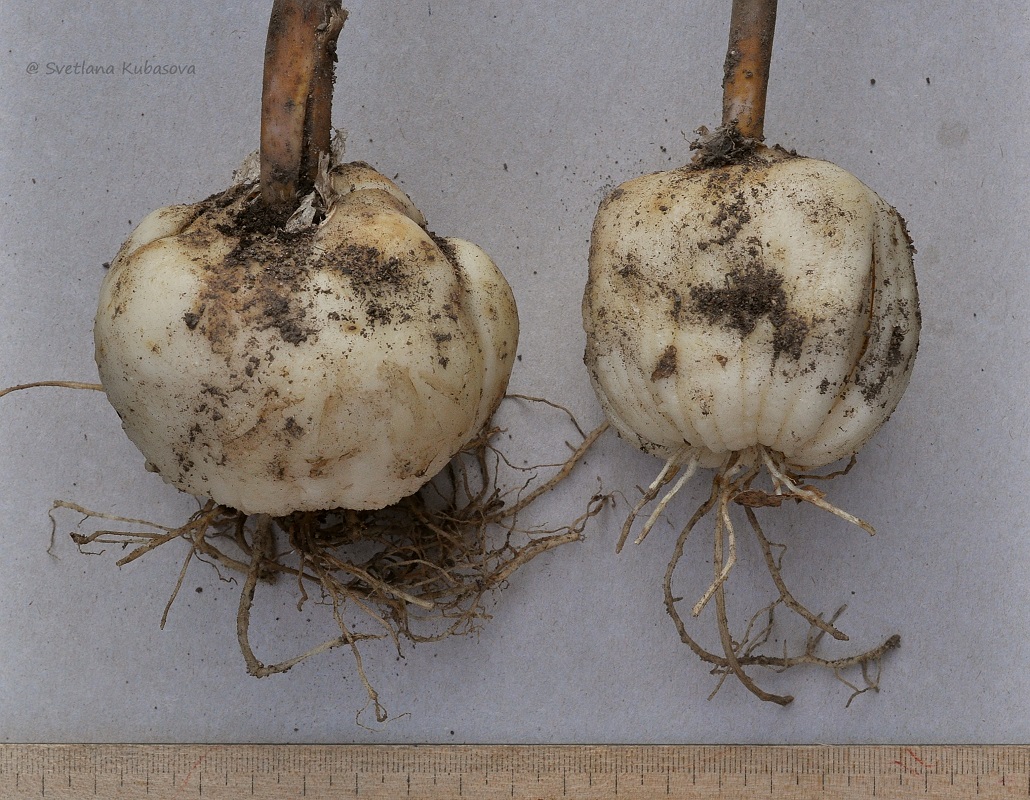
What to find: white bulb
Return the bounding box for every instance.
[584,147,919,469]
[95,162,518,515]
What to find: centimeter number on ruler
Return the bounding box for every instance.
[1,744,1028,799]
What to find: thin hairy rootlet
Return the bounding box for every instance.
[23,389,607,724]
[622,445,899,707]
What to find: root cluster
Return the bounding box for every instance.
[623,445,899,706]
[57,398,608,722]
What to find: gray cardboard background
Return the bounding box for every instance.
[2,0,1028,742]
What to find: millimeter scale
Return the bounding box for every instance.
[1,744,1028,799]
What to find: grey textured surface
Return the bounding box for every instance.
[1,0,1028,743]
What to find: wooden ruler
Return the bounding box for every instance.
[0,744,1027,799]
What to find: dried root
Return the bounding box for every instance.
[0,380,105,398]
[622,445,899,706]
[53,398,609,723]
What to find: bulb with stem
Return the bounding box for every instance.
[583,0,919,704]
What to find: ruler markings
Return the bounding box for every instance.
[3,743,1021,775]
[1,745,1030,799]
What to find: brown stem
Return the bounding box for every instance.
[721,0,778,139]
[260,0,347,210]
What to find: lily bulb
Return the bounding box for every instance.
[95,160,518,516]
[584,145,919,472]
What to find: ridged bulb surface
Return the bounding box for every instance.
[583,147,919,469]
[95,162,518,515]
